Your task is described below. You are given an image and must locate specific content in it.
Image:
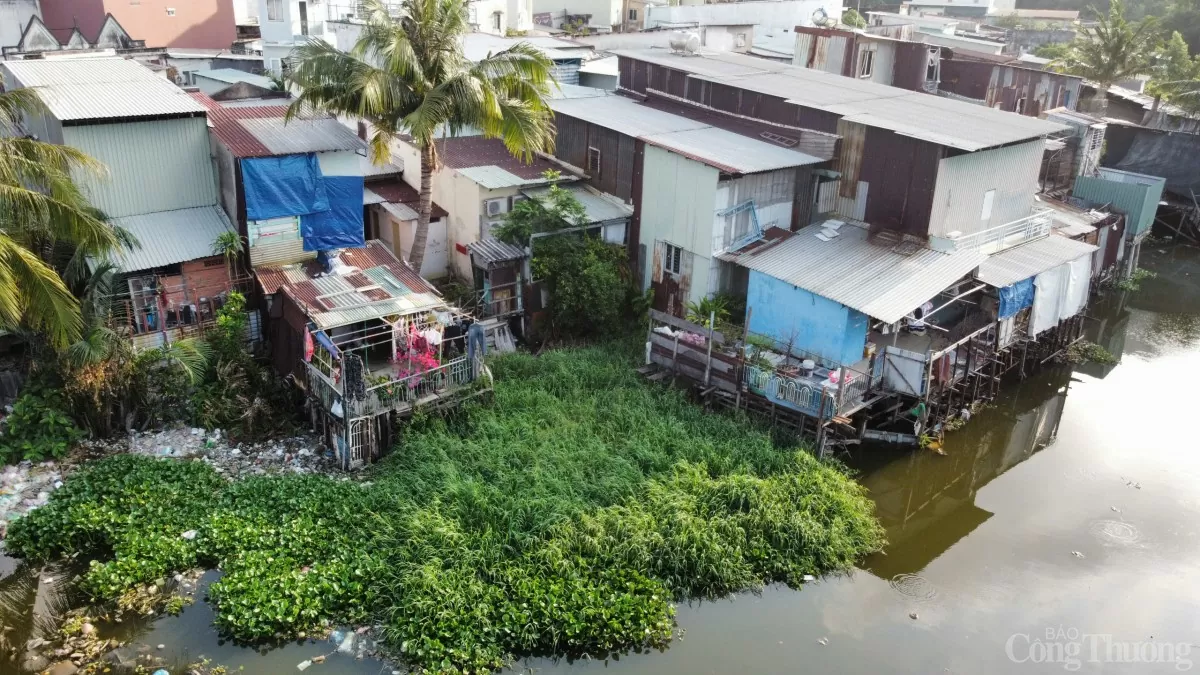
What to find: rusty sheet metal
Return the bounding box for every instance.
[835,119,866,198]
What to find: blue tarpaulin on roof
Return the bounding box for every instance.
[301,176,365,251]
[999,277,1035,319]
[242,154,328,220]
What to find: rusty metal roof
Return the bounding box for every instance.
[257,240,444,329]
[726,221,986,324]
[189,91,286,157]
[613,49,1067,152]
[436,136,564,187]
[367,178,449,219]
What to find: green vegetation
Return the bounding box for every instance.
[6,343,884,673]
[841,9,867,28]
[0,386,83,463]
[496,171,640,338]
[1067,340,1119,365]
[1117,267,1158,291]
[1051,0,1160,116]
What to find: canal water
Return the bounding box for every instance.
[3,244,1199,675]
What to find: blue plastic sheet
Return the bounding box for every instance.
[242,154,328,220]
[301,176,365,251]
[998,277,1035,319]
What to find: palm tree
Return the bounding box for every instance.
[0,88,128,349]
[286,0,557,273]
[1053,0,1161,116]
[1143,31,1200,123]
[213,230,245,283]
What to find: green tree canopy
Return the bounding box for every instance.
[1053,0,1161,114]
[0,88,128,350]
[287,0,557,273]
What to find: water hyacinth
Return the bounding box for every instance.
[5,342,884,673]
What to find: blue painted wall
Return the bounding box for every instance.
[746,270,869,367]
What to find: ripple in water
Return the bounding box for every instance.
[889,573,938,602]
[1090,520,1142,546]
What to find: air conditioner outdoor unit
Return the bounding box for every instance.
[510,195,529,208]
[485,198,508,217]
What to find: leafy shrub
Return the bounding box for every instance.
[0,388,84,463]
[7,343,884,674]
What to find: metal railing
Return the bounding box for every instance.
[948,210,1053,254]
[308,354,478,419]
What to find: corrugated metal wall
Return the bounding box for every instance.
[64,117,217,219]
[927,139,1044,238]
[639,144,720,305]
[248,216,315,267]
[857,126,943,237]
[1073,174,1163,237]
[551,59,581,86]
[552,112,636,202]
[861,41,896,86]
[714,170,796,251]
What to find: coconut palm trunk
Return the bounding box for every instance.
[411,142,437,273]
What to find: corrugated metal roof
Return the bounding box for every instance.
[108,206,234,272]
[3,57,207,122]
[522,184,633,224]
[188,91,285,157]
[193,68,276,88]
[467,237,527,266]
[436,136,566,187]
[363,188,387,205]
[463,33,590,63]
[379,201,420,221]
[458,165,552,190]
[1036,196,1105,237]
[367,178,448,219]
[613,49,1066,152]
[549,95,823,173]
[257,240,444,329]
[726,222,987,323]
[975,234,1099,287]
[240,117,368,155]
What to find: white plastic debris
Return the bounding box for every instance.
[180,530,197,541]
[296,660,313,671]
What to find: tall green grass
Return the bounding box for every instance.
[6,342,883,673]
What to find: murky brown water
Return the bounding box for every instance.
[4,244,1200,675]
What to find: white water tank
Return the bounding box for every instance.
[668,31,700,55]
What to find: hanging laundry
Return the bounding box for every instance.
[343,354,366,400]
[304,328,315,363]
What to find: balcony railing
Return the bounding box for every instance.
[306,354,480,420]
[945,210,1053,255]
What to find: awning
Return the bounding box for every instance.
[108,205,235,272]
[724,222,986,324]
[467,237,527,266]
[975,234,1099,288]
[521,184,633,225]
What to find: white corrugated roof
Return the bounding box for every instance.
[109,206,235,272]
[522,184,633,224]
[193,68,276,88]
[2,58,207,122]
[727,222,987,324]
[458,165,554,190]
[239,117,368,155]
[550,94,823,174]
[975,234,1099,287]
[613,49,1067,152]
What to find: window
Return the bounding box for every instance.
[492,11,502,31]
[586,146,601,176]
[663,243,683,276]
[858,49,875,78]
[298,0,308,34]
[736,32,746,48]
[981,189,996,221]
[1015,96,1027,114]
[628,8,637,20]
[165,6,175,15]
[926,48,939,82]
[266,0,282,21]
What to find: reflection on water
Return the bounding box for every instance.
[517,243,1200,675]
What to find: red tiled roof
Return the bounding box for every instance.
[435,136,557,179]
[367,178,450,219]
[188,91,290,158]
